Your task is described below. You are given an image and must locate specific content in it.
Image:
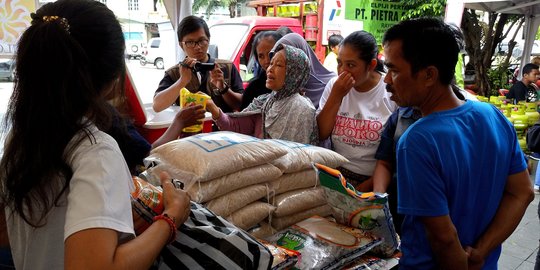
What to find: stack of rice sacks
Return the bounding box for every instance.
[147,132,348,233]
[260,139,348,233]
[147,131,282,230]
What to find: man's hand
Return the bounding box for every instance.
[464,170,534,269]
[179,57,197,85]
[421,215,468,270]
[209,64,225,91]
[465,246,485,270]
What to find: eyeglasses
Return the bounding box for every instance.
[182,39,209,48]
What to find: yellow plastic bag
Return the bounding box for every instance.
[180,88,210,132]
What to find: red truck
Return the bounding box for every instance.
[247,0,327,61]
[208,16,303,84]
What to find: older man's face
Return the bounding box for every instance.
[384,40,434,108]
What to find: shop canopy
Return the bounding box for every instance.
[463,0,540,72]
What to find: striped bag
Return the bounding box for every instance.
[158,202,273,270]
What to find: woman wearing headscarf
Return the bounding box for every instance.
[206,44,318,145]
[273,33,337,108]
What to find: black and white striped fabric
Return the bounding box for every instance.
[158,202,273,270]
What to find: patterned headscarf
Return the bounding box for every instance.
[243,45,318,144]
[272,33,336,108]
[263,44,310,107]
[243,44,310,112]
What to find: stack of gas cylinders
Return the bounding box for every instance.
[477,96,540,153]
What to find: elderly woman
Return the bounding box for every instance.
[206,44,318,145]
[273,33,336,109]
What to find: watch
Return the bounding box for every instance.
[213,82,229,96]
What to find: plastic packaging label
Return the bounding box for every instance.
[180,88,210,133]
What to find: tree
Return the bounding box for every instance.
[486,16,524,92]
[400,0,524,96]
[193,0,249,18]
[461,11,523,96]
[401,0,447,19]
[193,0,224,18]
[224,0,238,17]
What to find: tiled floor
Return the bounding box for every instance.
[498,176,539,270]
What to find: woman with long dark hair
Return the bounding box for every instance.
[241,31,282,110]
[0,1,190,269]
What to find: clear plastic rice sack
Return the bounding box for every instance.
[315,163,399,257]
[266,216,382,270]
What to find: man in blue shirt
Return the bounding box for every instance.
[382,18,534,269]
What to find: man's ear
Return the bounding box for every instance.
[424,66,439,86]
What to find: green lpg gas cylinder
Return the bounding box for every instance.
[489,96,501,104]
[514,122,528,138]
[511,114,529,126]
[526,111,540,126]
[525,102,538,112]
[506,116,514,124]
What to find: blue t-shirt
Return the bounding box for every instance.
[375,107,422,163]
[375,107,422,233]
[397,100,527,270]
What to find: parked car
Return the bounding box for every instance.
[124,31,146,60]
[496,40,540,61]
[0,59,15,82]
[140,37,165,69]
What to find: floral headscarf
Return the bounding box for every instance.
[243,45,318,144]
[272,33,336,108]
[263,44,310,105]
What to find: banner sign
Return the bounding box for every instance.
[322,0,363,46]
[344,0,405,43]
[0,0,36,57]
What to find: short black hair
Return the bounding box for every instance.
[328,34,343,48]
[177,15,210,42]
[523,63,539,75]
[383,17,463,85]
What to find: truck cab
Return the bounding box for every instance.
[209,16,303,83]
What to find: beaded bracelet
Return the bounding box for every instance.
[153,213,177,244]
